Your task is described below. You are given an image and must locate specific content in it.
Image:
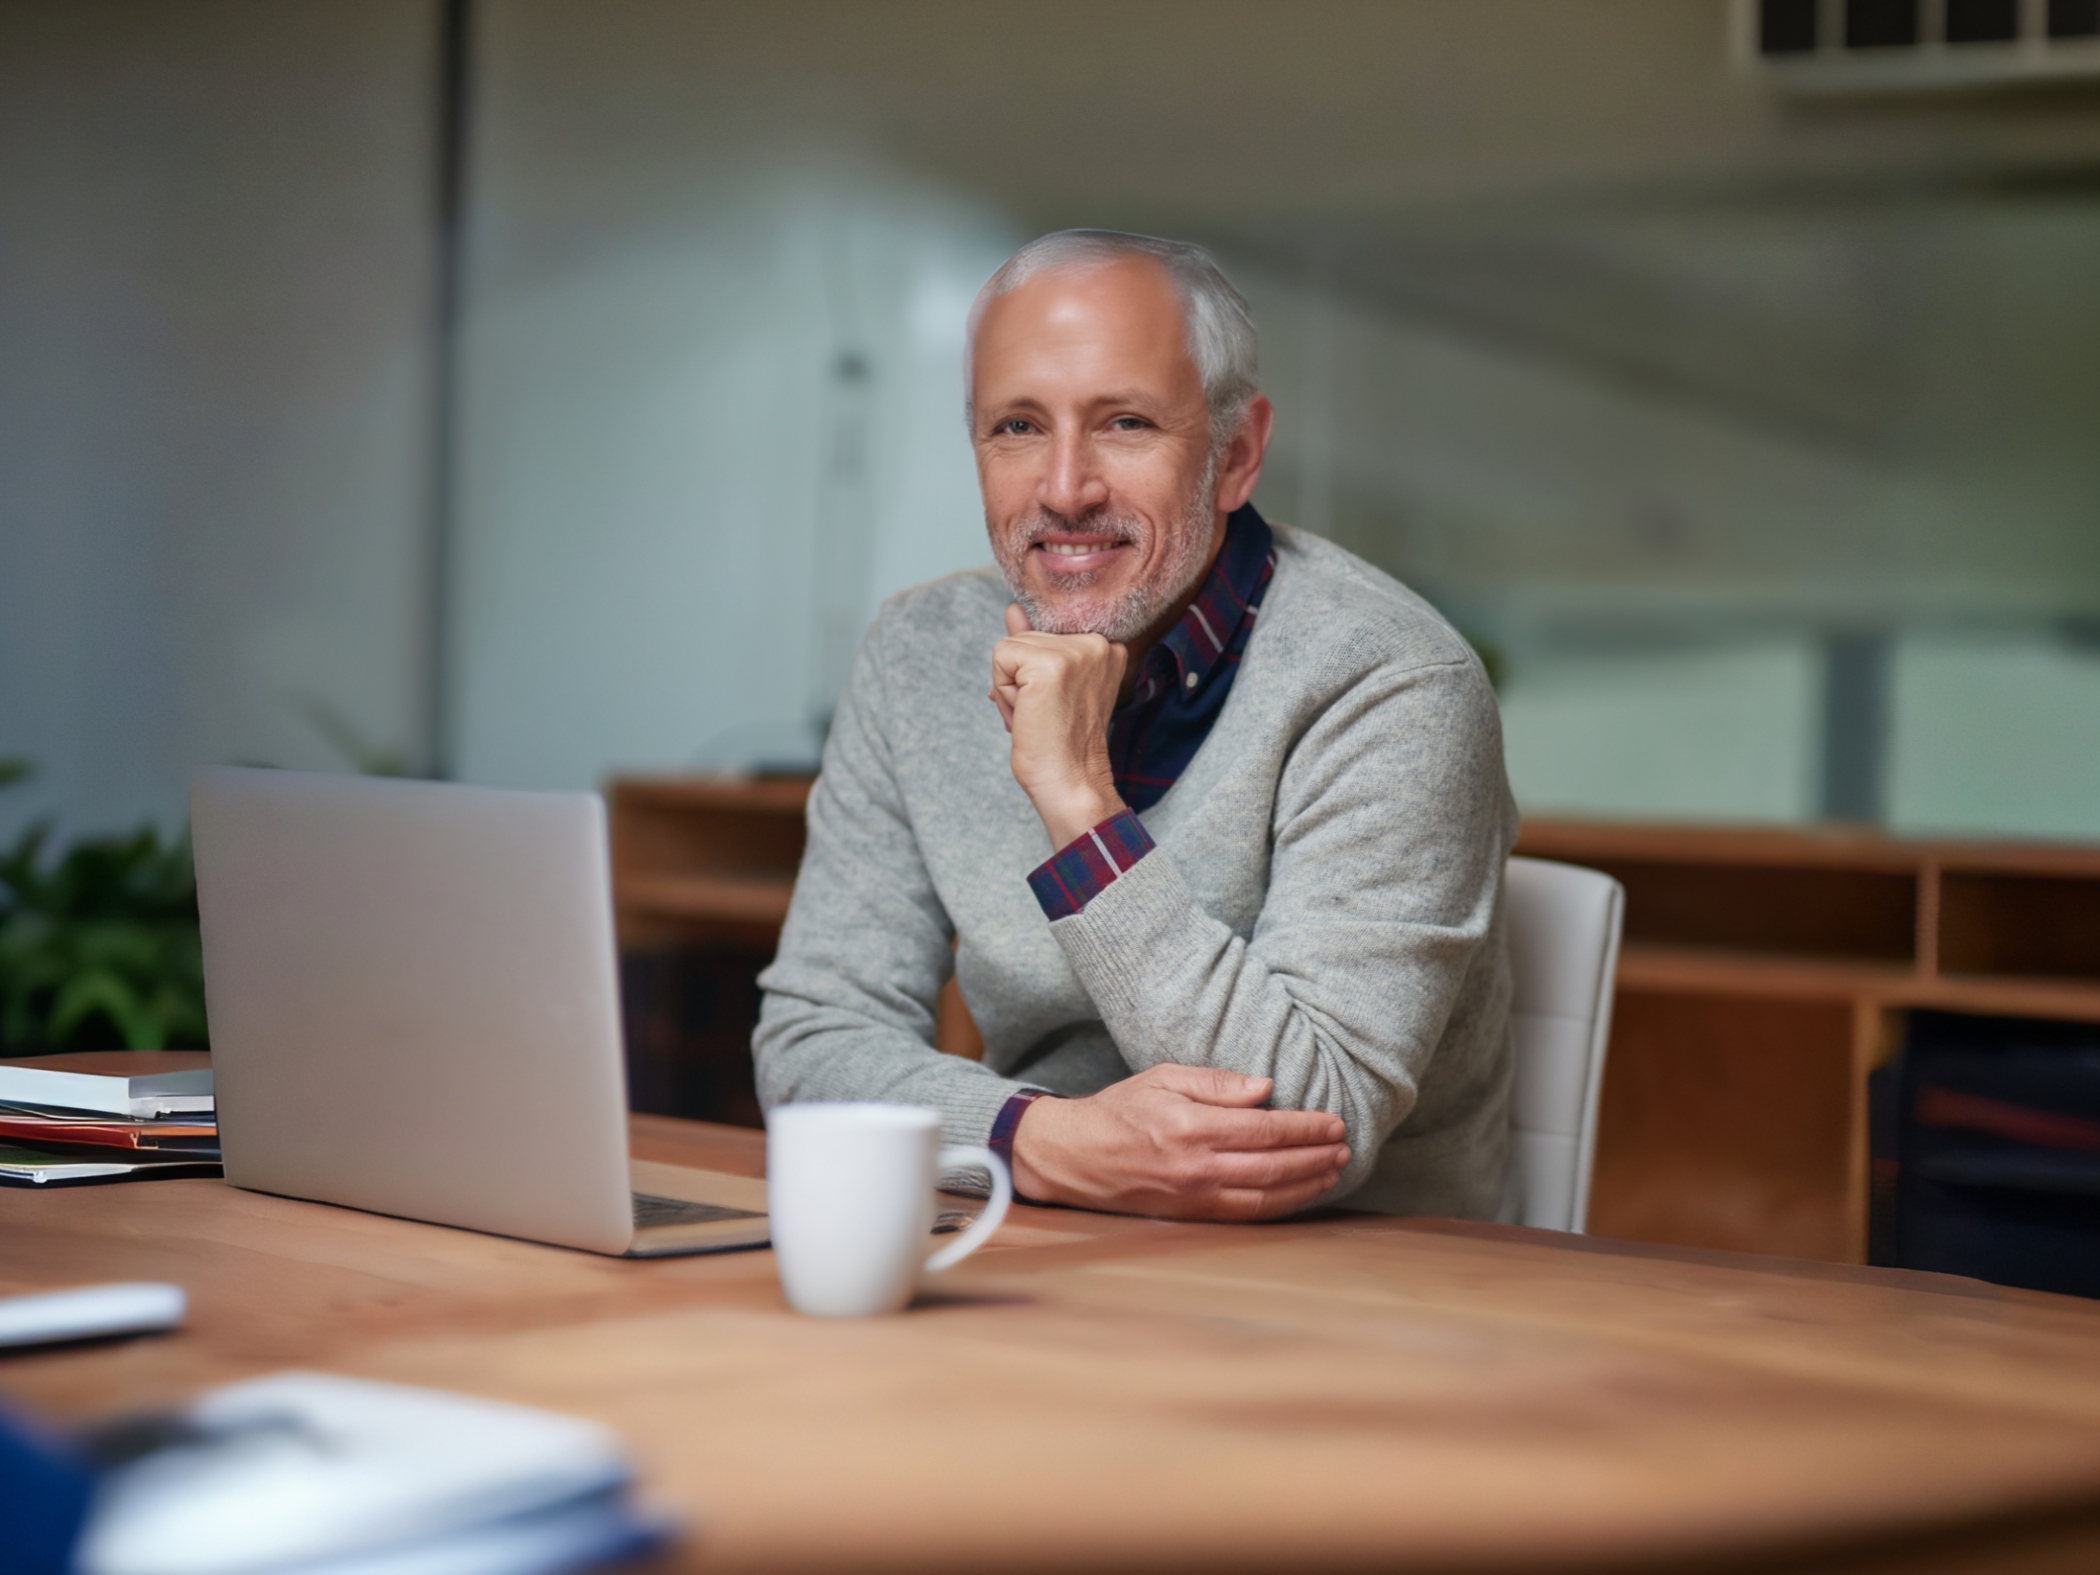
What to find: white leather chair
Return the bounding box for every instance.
[1504,856,1624,1232]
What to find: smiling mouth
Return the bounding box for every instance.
[1032,537,1131,567]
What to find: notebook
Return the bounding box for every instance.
[0,1052,212,1119]
[0,1107,218,1153]
[0,1143,220,1186]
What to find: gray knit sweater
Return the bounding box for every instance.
[754,524,1519,1218]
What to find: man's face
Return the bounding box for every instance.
[970,258,1221,643]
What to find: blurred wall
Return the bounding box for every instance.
[0,0,440,841]
[449,137,1015,785]
[1892,633,2100,839]
[1230,205,2100,832]
[5,0,2098,841]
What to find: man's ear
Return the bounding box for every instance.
[1213,394,1274,515]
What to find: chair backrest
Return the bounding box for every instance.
[1503,856,1624,1232]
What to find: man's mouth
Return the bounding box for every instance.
[1031,536,1132,572]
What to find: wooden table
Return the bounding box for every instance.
[6,1117,2100,1574]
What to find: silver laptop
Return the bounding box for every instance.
[190,767,769,1257]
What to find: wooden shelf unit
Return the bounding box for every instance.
[611,772,989,1064]
[607,776,2100,1264]
[1514,819,2100,1264]
[607,777,810,1126]
[609,776,806,948]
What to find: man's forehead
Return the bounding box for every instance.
[973,256,1195,389]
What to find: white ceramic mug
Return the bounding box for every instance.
[766,1103,1013,1316]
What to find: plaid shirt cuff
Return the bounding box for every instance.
[988,1088,1053,1181]
[1026,809,1156,921]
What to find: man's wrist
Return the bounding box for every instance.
[1037,780,1123,850]
[991,1088,1057,1202]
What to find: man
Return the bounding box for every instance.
[755,230,1518,1221]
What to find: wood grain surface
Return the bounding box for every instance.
[4,1115,2100,1574]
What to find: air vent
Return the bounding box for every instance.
[1736,0,2100,90]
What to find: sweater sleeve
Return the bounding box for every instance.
[752,618,1040,1150]
[1043,654,1512,1201]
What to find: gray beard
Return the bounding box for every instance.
[993,458,1221,644]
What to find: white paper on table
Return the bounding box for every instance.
[0,1283,185,1348]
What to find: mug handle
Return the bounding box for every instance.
[924,1145,1012,1272]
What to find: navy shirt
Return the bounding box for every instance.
[1109,503,1277,812]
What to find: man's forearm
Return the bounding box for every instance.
[755,945,1040,1153]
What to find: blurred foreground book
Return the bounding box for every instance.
[5,1371,666,1575]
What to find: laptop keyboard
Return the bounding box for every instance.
[631,1192,763,1229]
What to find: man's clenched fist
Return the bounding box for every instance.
[990,603,1129,848]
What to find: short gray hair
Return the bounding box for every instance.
[965,229,1259,449]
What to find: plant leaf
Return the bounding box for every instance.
[51,968,163,1050]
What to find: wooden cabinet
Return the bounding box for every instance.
[606,775,2100,1263]
[1516,820,2100,1263]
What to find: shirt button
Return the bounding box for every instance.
[1184,672,1198,689]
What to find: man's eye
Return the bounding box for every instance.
[1109,416,1150,431]
[994,417,1035,436]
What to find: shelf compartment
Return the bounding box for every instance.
[1940,872,2100,984]
[1586,858,1917,964]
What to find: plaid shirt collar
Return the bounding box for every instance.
[1131,504,1275,705]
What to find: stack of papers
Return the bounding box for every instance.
[73,1372,666,1575]
[0,1053,218,1186]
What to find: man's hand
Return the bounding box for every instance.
[990,604,1127,848]
[1010,1064,1350,1220]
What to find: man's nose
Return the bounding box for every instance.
[1039,430,1109,519]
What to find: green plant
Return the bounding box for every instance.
[0,760,208,1053]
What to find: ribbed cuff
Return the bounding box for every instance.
[1026,809,1155,921]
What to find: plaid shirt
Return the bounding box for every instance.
[1024,504,1276,924]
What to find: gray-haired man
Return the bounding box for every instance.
[755,231,1518,1221]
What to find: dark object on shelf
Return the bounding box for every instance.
[1871,1011,2100,1299]
[620,944,766,1128]
[2050,0,2100,39]
[1759,0,1820,53]
[1867,1061,1902,1268]
[1946,0,2020,42]
[1847,0,1921,48]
